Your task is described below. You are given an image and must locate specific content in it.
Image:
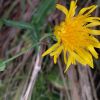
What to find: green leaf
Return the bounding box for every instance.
[31,0,56,44]
[47,67,64,90]
[31,72,60,100]
[2,19,33,30]
[32,0,56,27]
[0,42,40,72]
[0,60,6,71]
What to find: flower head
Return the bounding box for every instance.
[42,0,100,71]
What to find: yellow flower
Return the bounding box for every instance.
[42,0,100,71]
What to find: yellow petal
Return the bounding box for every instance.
[94,43,100,48]
[89,30,100,35]
[73,52,86,66]
[72,51,93,68]
[89,36,99,43]
[54,55,57,64]
[79,5,97,15]
[63,49,67,64]
[86,17,100,21]
[54,34,61,44]
[64,54,72,72]
[89,36,100,48]
[86,21,100,27]
[42,43,59,57]
[50,46,63,64]
[68,1,77,18]
[50,45,63,56]
[56,4,68,16]
[76,48,93,68]
[85,17,100,23]
[88,45,98,59]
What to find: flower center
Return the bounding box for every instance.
[54,15,90,50]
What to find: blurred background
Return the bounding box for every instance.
[0,0,100,100]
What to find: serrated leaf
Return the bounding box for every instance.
[31,0,56,44]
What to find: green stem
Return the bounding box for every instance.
[4,42,40,64]
[40,33,54,41]
[3,33,54,64]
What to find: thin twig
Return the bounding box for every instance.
[20,54,36,97]
[20,46,42,100]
